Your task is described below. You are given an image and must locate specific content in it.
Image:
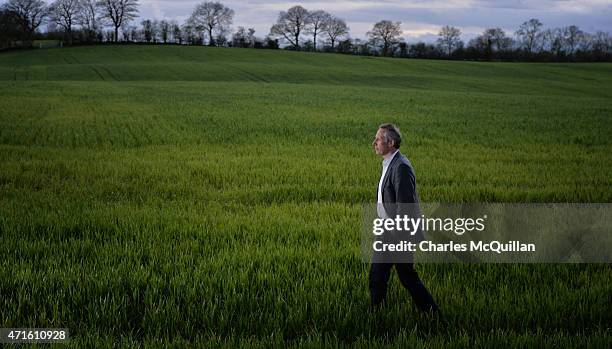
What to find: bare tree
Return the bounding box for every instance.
[4,0,48,41]
[563,25,583,55]
[120,22,129,41]
[48,0,82,44]
[159,20,170,43]
[170,20,181,44]
[151,19,160,44]
[437,25,462,56]
[97,0,139,42]
[1,8,22,48]
[269,5,310,50]
[468,28,512,59]
[229,27,255,48]
[321,15,348,50]
[141,19,152,42]
[541,28,564,56]
[516,18,543,53]
[367,20,402,56]
[232,26,256,48]
[77,0,98,40]
[181,21,198,45]
[247,27,256,48]
[591,31,611,53]
[103,28,113,41]
[306,10,329,51]
[488,28,512,51]
[477,28,511,52]
[127,24,137,41]
[232,26,245,47]
[190,1,234,46]
[214,26,230,47]
[184,16,203,45]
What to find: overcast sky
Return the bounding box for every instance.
[135,0,612,42]
[5,0,612,42]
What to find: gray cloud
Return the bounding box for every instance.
[136,0,612,40]
[3,0,610,41]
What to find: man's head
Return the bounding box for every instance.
[373,123,402,157]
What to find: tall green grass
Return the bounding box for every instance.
[0,46,611,347]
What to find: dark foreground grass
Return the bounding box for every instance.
[0,46,611,347]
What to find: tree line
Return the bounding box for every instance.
[1,0,611,62]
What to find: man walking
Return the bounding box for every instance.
[370,123,439,313]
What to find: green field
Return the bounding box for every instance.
[0,45,611,347]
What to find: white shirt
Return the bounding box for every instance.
[377,149,399,218]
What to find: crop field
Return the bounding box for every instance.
[0,45,611,347]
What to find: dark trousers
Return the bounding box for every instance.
[369,262,438,312]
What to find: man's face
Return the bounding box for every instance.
[372,128,393,156]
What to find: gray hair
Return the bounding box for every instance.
[378,123,402,149]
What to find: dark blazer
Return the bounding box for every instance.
[380,151,423,242]
[380,151,420,205]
